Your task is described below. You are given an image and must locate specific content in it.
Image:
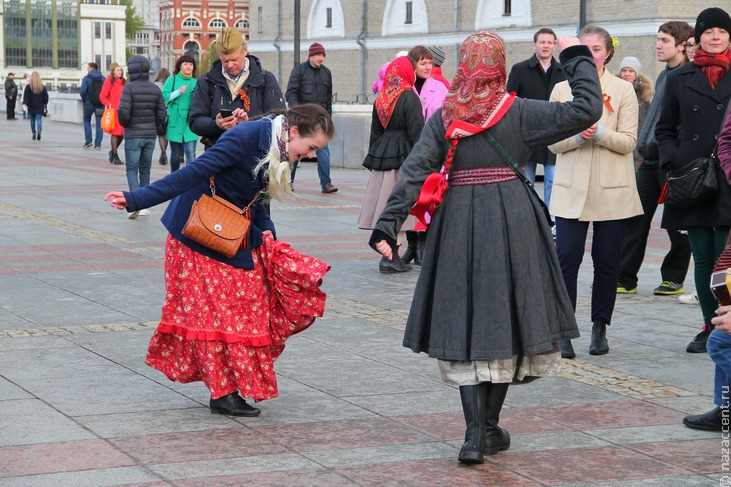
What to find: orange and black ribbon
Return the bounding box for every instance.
[237,89,251,112]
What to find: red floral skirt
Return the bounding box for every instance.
[146,234,330,401]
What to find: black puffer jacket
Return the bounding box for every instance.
[188,55,285,148]
[118,55,167,138]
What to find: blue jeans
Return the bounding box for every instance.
[169,140,197,173]
[316,144,331,187]
[708,329,731,407]
[124,138,156,191]
[524,161,555,210]
[555,217,628,323]
[83,101,103,147]
[29,114,42,134]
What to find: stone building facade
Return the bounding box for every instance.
[158,0,249,73]
[247,0,709,105]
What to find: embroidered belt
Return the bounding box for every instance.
[449,166,518,186]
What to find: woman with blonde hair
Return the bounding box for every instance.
[100,62,126,165]
[22,71,48,141]
[548,25,642,358]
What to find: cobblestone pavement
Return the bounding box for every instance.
[0,119,724,486]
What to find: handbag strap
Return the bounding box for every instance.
[209,176,264,214]
[483,131,532,186]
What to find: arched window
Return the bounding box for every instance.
[382,0,427,36]
[475,0,531,29]
[307,0,344,38]
[181,17,201,29]
[209,18,227,29]
[235,18,249,30]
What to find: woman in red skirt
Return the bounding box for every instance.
[105,104,333,416]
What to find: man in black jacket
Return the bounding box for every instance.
[189,27,285,151]
[286,42,337,193]
[506,28,566,207]
[118,55,167,218]
[4,73,18,120]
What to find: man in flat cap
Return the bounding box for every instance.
[286,42,337,193]
[189,27,285,150]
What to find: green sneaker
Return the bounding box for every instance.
[655,281,684,295]
[617,286,637,294]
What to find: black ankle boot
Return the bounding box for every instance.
[209,392,261,417]
[589,320,609,355]
[401,231,418,265]
[559,339,576,359]
[683,406,725,431]
[458,384,488,464]
[378,247,412,274]
[484,383,511,455]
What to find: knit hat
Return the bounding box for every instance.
[618,56,641,76]
[428,45,445,67]
[309,42,326,57]
[694,7,731,43]
[216,27,245,54]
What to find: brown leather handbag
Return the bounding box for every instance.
[182,177,262,258]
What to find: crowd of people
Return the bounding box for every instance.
[5,9,731,462]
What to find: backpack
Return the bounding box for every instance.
[87,75,104,106]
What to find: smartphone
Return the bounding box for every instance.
[219,109,233,118]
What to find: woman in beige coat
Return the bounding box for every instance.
[548,25,643,358]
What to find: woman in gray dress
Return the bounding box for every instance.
[369,32,602,464]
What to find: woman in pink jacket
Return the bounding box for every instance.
[100,63,125,165]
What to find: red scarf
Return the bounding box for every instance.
[374,57,415,129]
[441,31,515,137]
[693,47,731,89]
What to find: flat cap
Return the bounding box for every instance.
[216,27,245,54]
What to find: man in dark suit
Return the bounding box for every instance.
[506,28,566,209]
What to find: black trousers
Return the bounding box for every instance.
[556,217,628,324]
[6,96,16,119]
[617,161,691,289]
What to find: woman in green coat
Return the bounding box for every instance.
[162,55,199,172]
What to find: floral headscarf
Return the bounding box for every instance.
[442,31,515,138]
[374,56,416,129]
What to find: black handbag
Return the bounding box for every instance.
[665,101,731,209]
[665,156,719,208]
[485,131,554,227]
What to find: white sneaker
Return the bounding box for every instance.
[138,209,151,216]
[679,292,699,305]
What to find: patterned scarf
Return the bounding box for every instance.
[693,47,731,89]
[441,31,515,138]
[374,57,416,129]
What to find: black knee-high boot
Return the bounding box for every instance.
[401,231,418,265]
[484,382,511,455]
[458,384,488,464]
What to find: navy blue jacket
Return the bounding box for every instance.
[123,118,277,268]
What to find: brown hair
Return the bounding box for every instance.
[287,103,335,139]
[534,28,557,43]
[154,67,171,83]
[407,45,432,63]
[579,25,615,64]
[109,63,126,85]
[658,21,693,47]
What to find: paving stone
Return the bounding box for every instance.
[0,399,96,447]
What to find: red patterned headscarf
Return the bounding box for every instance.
[375,56,416,129]
[442,31,515,138]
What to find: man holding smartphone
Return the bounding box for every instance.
[189,27,285,150]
